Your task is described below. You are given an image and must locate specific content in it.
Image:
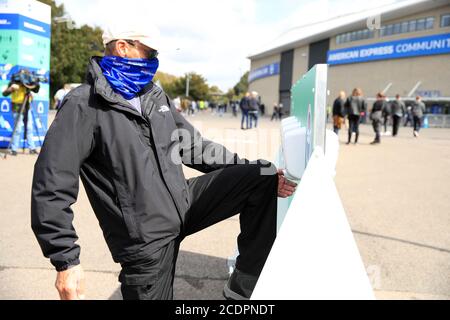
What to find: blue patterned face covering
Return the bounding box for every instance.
[99,56,159,100]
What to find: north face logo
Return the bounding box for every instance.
[158,105,170,113]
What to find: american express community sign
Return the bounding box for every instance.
[327,33,450,65]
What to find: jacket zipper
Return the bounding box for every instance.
[100,90,186,233]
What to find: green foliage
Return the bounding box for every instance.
[171,73,211,101]
[233,71,249,97]
[153,71,177,98]
[38,0,103,100]
[38,0,238,103]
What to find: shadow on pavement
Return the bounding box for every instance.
[109,250,230,300]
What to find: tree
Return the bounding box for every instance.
[38,0,103,101]
[226,88,235,101]
[172,73,210,101]
[154,71,178,98]
[37,1,227,105]
[233,71,249,97]
[208,85,224,103]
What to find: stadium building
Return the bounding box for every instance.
[248,0,450,123]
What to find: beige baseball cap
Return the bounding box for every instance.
[102,23,162,51]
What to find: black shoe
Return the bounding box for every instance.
[10,150,18,156]
[223,269,258,300]
[370,141,380,145]
[30,149,39,155]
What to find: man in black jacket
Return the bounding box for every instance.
[344,88,367,145]
[370,93,387,145]
[390,94,406,137]
[239,92,250,130]
[248,91,260,129]
[412,96,426,137]
[31,26,297,300]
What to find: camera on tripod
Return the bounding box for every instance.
[10,69,47,91]
[1,68,48,158]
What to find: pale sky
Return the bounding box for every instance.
[56,0,402,91]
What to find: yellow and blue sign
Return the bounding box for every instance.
[328,33,450,65]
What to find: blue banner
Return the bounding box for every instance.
[0,13,51,38]
[328,33,450,65]
[249,62,280,82]
[0,98,48,148]
[0,98,49,117]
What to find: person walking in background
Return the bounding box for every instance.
[332,91,346,135]
[404,105,413,127]
[53,84,71,110]
[344,88,367,145]
[209,101,217,114]
[390,94,405,137]
[271,103,279,121]
[240,92,250,130]
[260,102,265,116]
[278,103,284,120]
[218,102,226,117]
[412,96,426,138]
[189,100,197,116]
[231,101,238,117]
[370,93,387,145]
[248,91,260,129]
[382,97,391,134]
[173,97,182,112]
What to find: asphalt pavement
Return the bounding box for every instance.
[0,112,449,300]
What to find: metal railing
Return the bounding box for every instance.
[426,115,450,128]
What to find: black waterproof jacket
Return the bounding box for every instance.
[390,99,406,117]
[239,97,250,112]
[370,100,387,122]
[31,57,240,271]
[332,98,345,117]
[344,96,367,117]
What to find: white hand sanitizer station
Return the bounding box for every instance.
[251,64,375,300]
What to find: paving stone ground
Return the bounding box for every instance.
[1,111,448,300]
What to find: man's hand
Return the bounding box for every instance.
[277,169,298,198]
[55,265,85,300]
[10,84,20,92]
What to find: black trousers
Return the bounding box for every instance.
[348,115,360,143]
[372,119,381,142]
[392,115,402,136]
[383,116,389,132]
[413,116,422,132]
[120,163,278,300]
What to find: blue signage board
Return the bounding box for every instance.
[0,0,51,150]
[249,62,280,82]
[0,98,48,148]
[415,90,441,98]
[328,33,450,65]
[0,13,51,38]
